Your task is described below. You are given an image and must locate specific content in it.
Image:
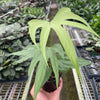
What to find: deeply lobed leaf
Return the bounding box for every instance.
[28,7,100,100]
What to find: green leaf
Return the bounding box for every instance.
[28,49,41,77]
[34,59,47,100]
[58,56,92,72]
[27,7,100,99]
[42,67,52,86]
[10,45,37,65]
[52,7,100,38]
[49,49,59,88]
[28,7,98,80]
[51,44,64,58]
[13,54,33,65]
[10,69,16,76]
[15,67,24,71]
[28,20,49,47]
[40,23,50,65]
[51,24,81,78]
[9,45,35,56]
[3,70,10,77]
[78,57,92,67]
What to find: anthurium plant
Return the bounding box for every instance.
[10,7,99,100]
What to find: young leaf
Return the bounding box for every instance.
[52,7,100,38]
[34,59,47,100]
[28,50,41,77]
[49,49,59,88]
[40,23,50,65]
[28,20,49,47]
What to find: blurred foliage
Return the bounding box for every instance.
[90,12,100,35]
[58,0,100,22]
[0,0,19,15]
[84,33,100,51]
[30,0,50,6]
[0,0,46,81]
[0,36,32,80]
[58,0,100,35]
[21,7,46,19]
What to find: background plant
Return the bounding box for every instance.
[58,0,100,35]
[21,7,46,20]
[0,0,19,15]
[84,33,100,51]
[0,36,32,80]
[0,1,46,81]
[90,12,100,35]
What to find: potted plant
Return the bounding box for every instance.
[10,7,99,100]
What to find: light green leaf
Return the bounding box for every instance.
[40,23,50,65]
[42,67,52,86]
[3,70,11,77]
[28,20,49,47]
[49,49,59,88]
[52,7,100,38]
[28,50,41,77]
[58,57,92,72]
[34,59,47,100]
[51,24,80,78]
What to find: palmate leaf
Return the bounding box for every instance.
[52,8,100,38]
[33,44,64,100]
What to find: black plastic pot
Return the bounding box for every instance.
[42,79,57,92]
[43,73,62,92]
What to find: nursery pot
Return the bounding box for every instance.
[42,73,62,92]
[42,78,57,92]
